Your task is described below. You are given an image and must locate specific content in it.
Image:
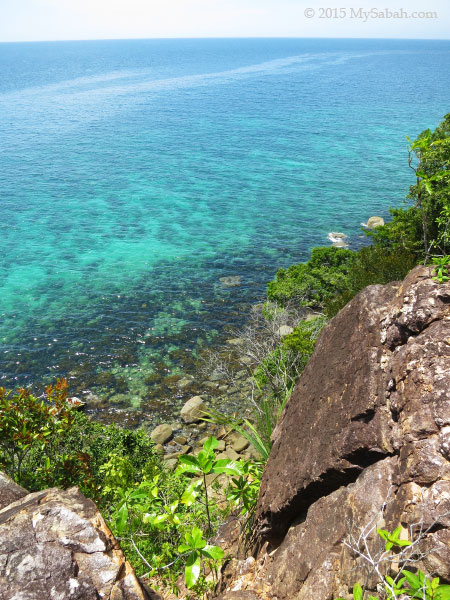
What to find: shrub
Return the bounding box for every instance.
[0,379,159,500]
[324,246,418,317]
[267,246,356,308]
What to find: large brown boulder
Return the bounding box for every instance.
[0,483,158,600]
[215,266,450,599]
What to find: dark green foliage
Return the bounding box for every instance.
[366,206,424,255]
[324,246,417,317]
[56,412,160,502]
[267,247,356,308]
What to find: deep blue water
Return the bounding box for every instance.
[0,38,449,425]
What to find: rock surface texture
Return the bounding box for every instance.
[215,266,450,599]
[0,483,158,600]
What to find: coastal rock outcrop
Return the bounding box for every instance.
[0,482,158,600]
[215,266,450,599]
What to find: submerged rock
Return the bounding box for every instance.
[220,276,242,287]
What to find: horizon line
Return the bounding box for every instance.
[1,34,450,44]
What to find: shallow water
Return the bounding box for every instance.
[1,38,449,426]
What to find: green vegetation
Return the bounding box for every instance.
[0,380,261,596]
[267,246,356,308]
[0,380,158,499]
[370,114,450,260]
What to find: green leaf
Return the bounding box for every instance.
[152,514,169,526]
[181,481,202,506]
[178,454,201,468]
[391,526,402,538]
[393,538,411,547]
[201,544,224,560]
[401,570,422,590]
[177,455,202,475]
[129,489,149,500]
[115,504,128,534]
[196,453,213,473]
[211,459,243,475]
[185,553,201,589]
[202,436,219,454]
[353,582,363,600]
[190,526,207,549]
[435,585,450,600]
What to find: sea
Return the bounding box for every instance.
[0,37,449,426]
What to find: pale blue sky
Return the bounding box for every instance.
[1,0,449,42]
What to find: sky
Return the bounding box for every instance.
[1,0,449,42]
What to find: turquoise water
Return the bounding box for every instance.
[1,38,449,425]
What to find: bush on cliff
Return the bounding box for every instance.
[323,245,417,317]
[0,379,158,499]
[267,246,356,308]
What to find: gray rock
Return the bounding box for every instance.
[240,266,450,599]
[174,435,188,445]
[365,216,385,228]
[225,448,240,461]
[150,423,173,445]
[181,396,207,423]
[229,433,250,453]
[0,484,153,600]
[327,232,349,247]
[163,459,178,471]
[240,355,253,365]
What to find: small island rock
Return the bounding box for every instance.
[366,216,385,228]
